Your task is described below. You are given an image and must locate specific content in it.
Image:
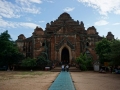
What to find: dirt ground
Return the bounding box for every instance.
[71,71,120,90]
[0,71,120,90]
[0,71,59,90]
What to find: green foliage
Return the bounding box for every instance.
[80,64,87,71]
[36,55,48,69]
[110,39,120,65]
[86,58,93,67]
[95,38,111,64]
[0,30,24,67]
[21,57,36,68]
[95,38,120,66]
[76,57,85,64]
[76,53,92,71]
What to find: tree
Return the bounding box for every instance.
[110,39,120,65]
[0,30,24,70]
[76,53,92,71]
[36,55,48,70]
[21,57,36,71]
[95,38,111,65]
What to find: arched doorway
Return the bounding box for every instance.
[61,47,69,64]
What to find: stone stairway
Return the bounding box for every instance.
[51,66,81,72]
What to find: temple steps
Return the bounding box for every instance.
[51,66,81,72]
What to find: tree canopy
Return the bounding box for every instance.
[110,39,120,65]
[36,55,49,69]
[21,57,36,68]
[95,38,120,66]
[95,38,111,65]
[76,53,92,71]
[0,30,24,68]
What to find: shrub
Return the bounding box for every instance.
[76,53,92,71]
[36,56,49,70]
[21,57,36,70]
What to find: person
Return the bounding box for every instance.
[66,64,69,72]
[64,64,66,71]
[61,65,65,71]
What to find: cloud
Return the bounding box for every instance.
[0,18,16,28]
[16,0,42,5]
[77,0,120,16]
[0,16,2,19]
[0,18,39,29]
[0,0,20,18]
[45,0,54,3]
[113,23,120,25]
[94,20,109,26]
[21,7,40,14]
[114,10,120,14]
[16,0,41,14]
[63,7,75,12]
[26,17,32,21]
[0,0,41,18]
[30,0,42,4]
[38,21,45,23]
[19,23,39,29]
[101,16,109,20]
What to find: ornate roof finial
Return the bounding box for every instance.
[81,21,84,27]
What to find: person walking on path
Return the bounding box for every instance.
[61,64,65,71]
[64,64,66,71]
[66,64,69,72]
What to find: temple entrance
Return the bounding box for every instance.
[61,47,69,64]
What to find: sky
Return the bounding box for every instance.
[0,0,120,40]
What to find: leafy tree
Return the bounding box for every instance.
[110,39,120,65]
[76,54,86,64]
[95,38,111,65]
[21,57,36,70]
[0,30,24,69]
[76,53,92,71]
[36,55,48,70]
[85,57,93,67]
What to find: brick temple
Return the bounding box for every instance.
[16,12,114,64]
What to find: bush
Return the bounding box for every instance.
[36,56,49,70]
[21,57,36,70]
[76,53,92,71]
[80,64,87,71]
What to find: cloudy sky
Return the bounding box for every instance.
[0,0,120,40]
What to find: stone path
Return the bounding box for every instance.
[48,71,75,90]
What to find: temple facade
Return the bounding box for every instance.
[16,12,114,64]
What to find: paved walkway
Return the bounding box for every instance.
[48,71,75,90]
